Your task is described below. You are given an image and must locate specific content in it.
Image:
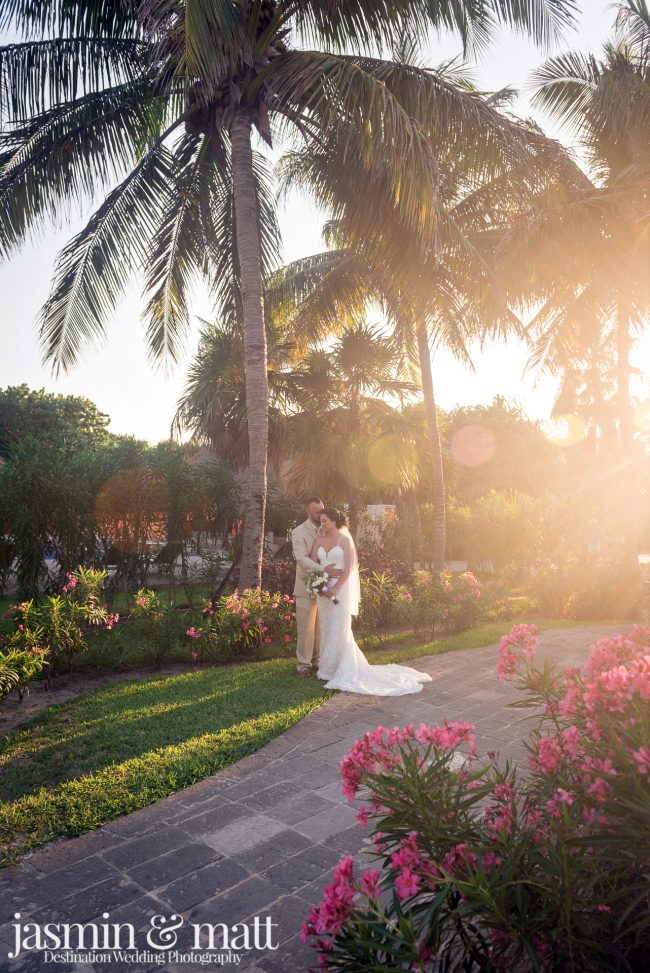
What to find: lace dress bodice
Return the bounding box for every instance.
[317,544,345,586]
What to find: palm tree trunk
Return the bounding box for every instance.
[616,303,637,566]
[417,323,446,569]
[230,110,268,589]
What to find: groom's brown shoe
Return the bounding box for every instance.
[297,665,311,678]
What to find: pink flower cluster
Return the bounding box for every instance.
[62,572,78,593]
[299,856,359,959]
[340,721,476,802]
[496,623,538,680]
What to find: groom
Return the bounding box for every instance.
[291,497,341,677]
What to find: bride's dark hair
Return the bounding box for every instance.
[321,506,348,529]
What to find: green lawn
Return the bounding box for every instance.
[0,616,623,866]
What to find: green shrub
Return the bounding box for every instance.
[192,588,296,661]
[533,559,645,620]
[357,572,412,635]
[403,569,483,639]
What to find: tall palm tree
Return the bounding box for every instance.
[0,0,577,585]
[269,100,573,566]
[495,0,650,558]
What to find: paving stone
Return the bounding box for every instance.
[157,859,250,912]
[11,857,119,911]
[256,894,309,945]
[87,892,170,934]
[270,755,330,780]
[293,804,359,842]
[102,826,193,868]
[226,774,287,801]
[1,625,621,973]
[322,824,369,856]
[268,792,338,825]
[260,845,341,894]
[196,813,287,855]
[291,765,340,789]
[175,801,250,834]
[17,829,127,876]
[103,802,179,836]
[238,782,309,812]
[189,878,285,929]
[233,830,311,873]
[33,873,144,924]
[127,842,218,890]
[257,931,316,973]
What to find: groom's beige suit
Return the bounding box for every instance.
[291,518,322,670]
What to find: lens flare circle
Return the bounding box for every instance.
[449,424,497,468]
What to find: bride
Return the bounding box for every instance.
[308,507,432,696]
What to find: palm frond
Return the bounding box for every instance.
[0,80,169,259]
[0,0,142,40]
[39,142,177,374]
[529,51,603,131]
[142,133,211,368]
[615,0,650,55]
[0,38,147,122]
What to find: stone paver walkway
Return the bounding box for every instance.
[0,626,626,973]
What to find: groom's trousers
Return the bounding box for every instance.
[295,596,320,670]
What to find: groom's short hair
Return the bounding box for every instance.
[305,496,323,507]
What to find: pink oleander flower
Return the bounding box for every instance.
[105,613,119,630]
[283,634,291,643]
[62,572,78,593]
[497,623,538,680]
[395,868,420,899]
[186,627,202,639]
[360,869,380,899]
[631,745,650,776]
[529,734,562,775]
[135,596,147,607]
[546,788,574,818]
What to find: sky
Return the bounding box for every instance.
[1,0,644,444]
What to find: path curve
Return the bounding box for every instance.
[0,626,628,973]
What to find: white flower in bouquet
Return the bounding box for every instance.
[306,569,339,604]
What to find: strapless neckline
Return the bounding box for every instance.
[318,544,343,557]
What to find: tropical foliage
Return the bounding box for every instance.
[0,0,579,586]
[302,623,650,972]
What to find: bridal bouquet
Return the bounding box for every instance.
[306,569,339,604]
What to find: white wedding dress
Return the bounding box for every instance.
[315,538,432,696]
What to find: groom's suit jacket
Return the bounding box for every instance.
[291,519,323,598]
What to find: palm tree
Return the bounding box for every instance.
[495,0,650,559]
[175,316,418,531]
[0,0,577,586]
[172,318,296,471]
[281,322,420,531]
[269,97,572,566]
